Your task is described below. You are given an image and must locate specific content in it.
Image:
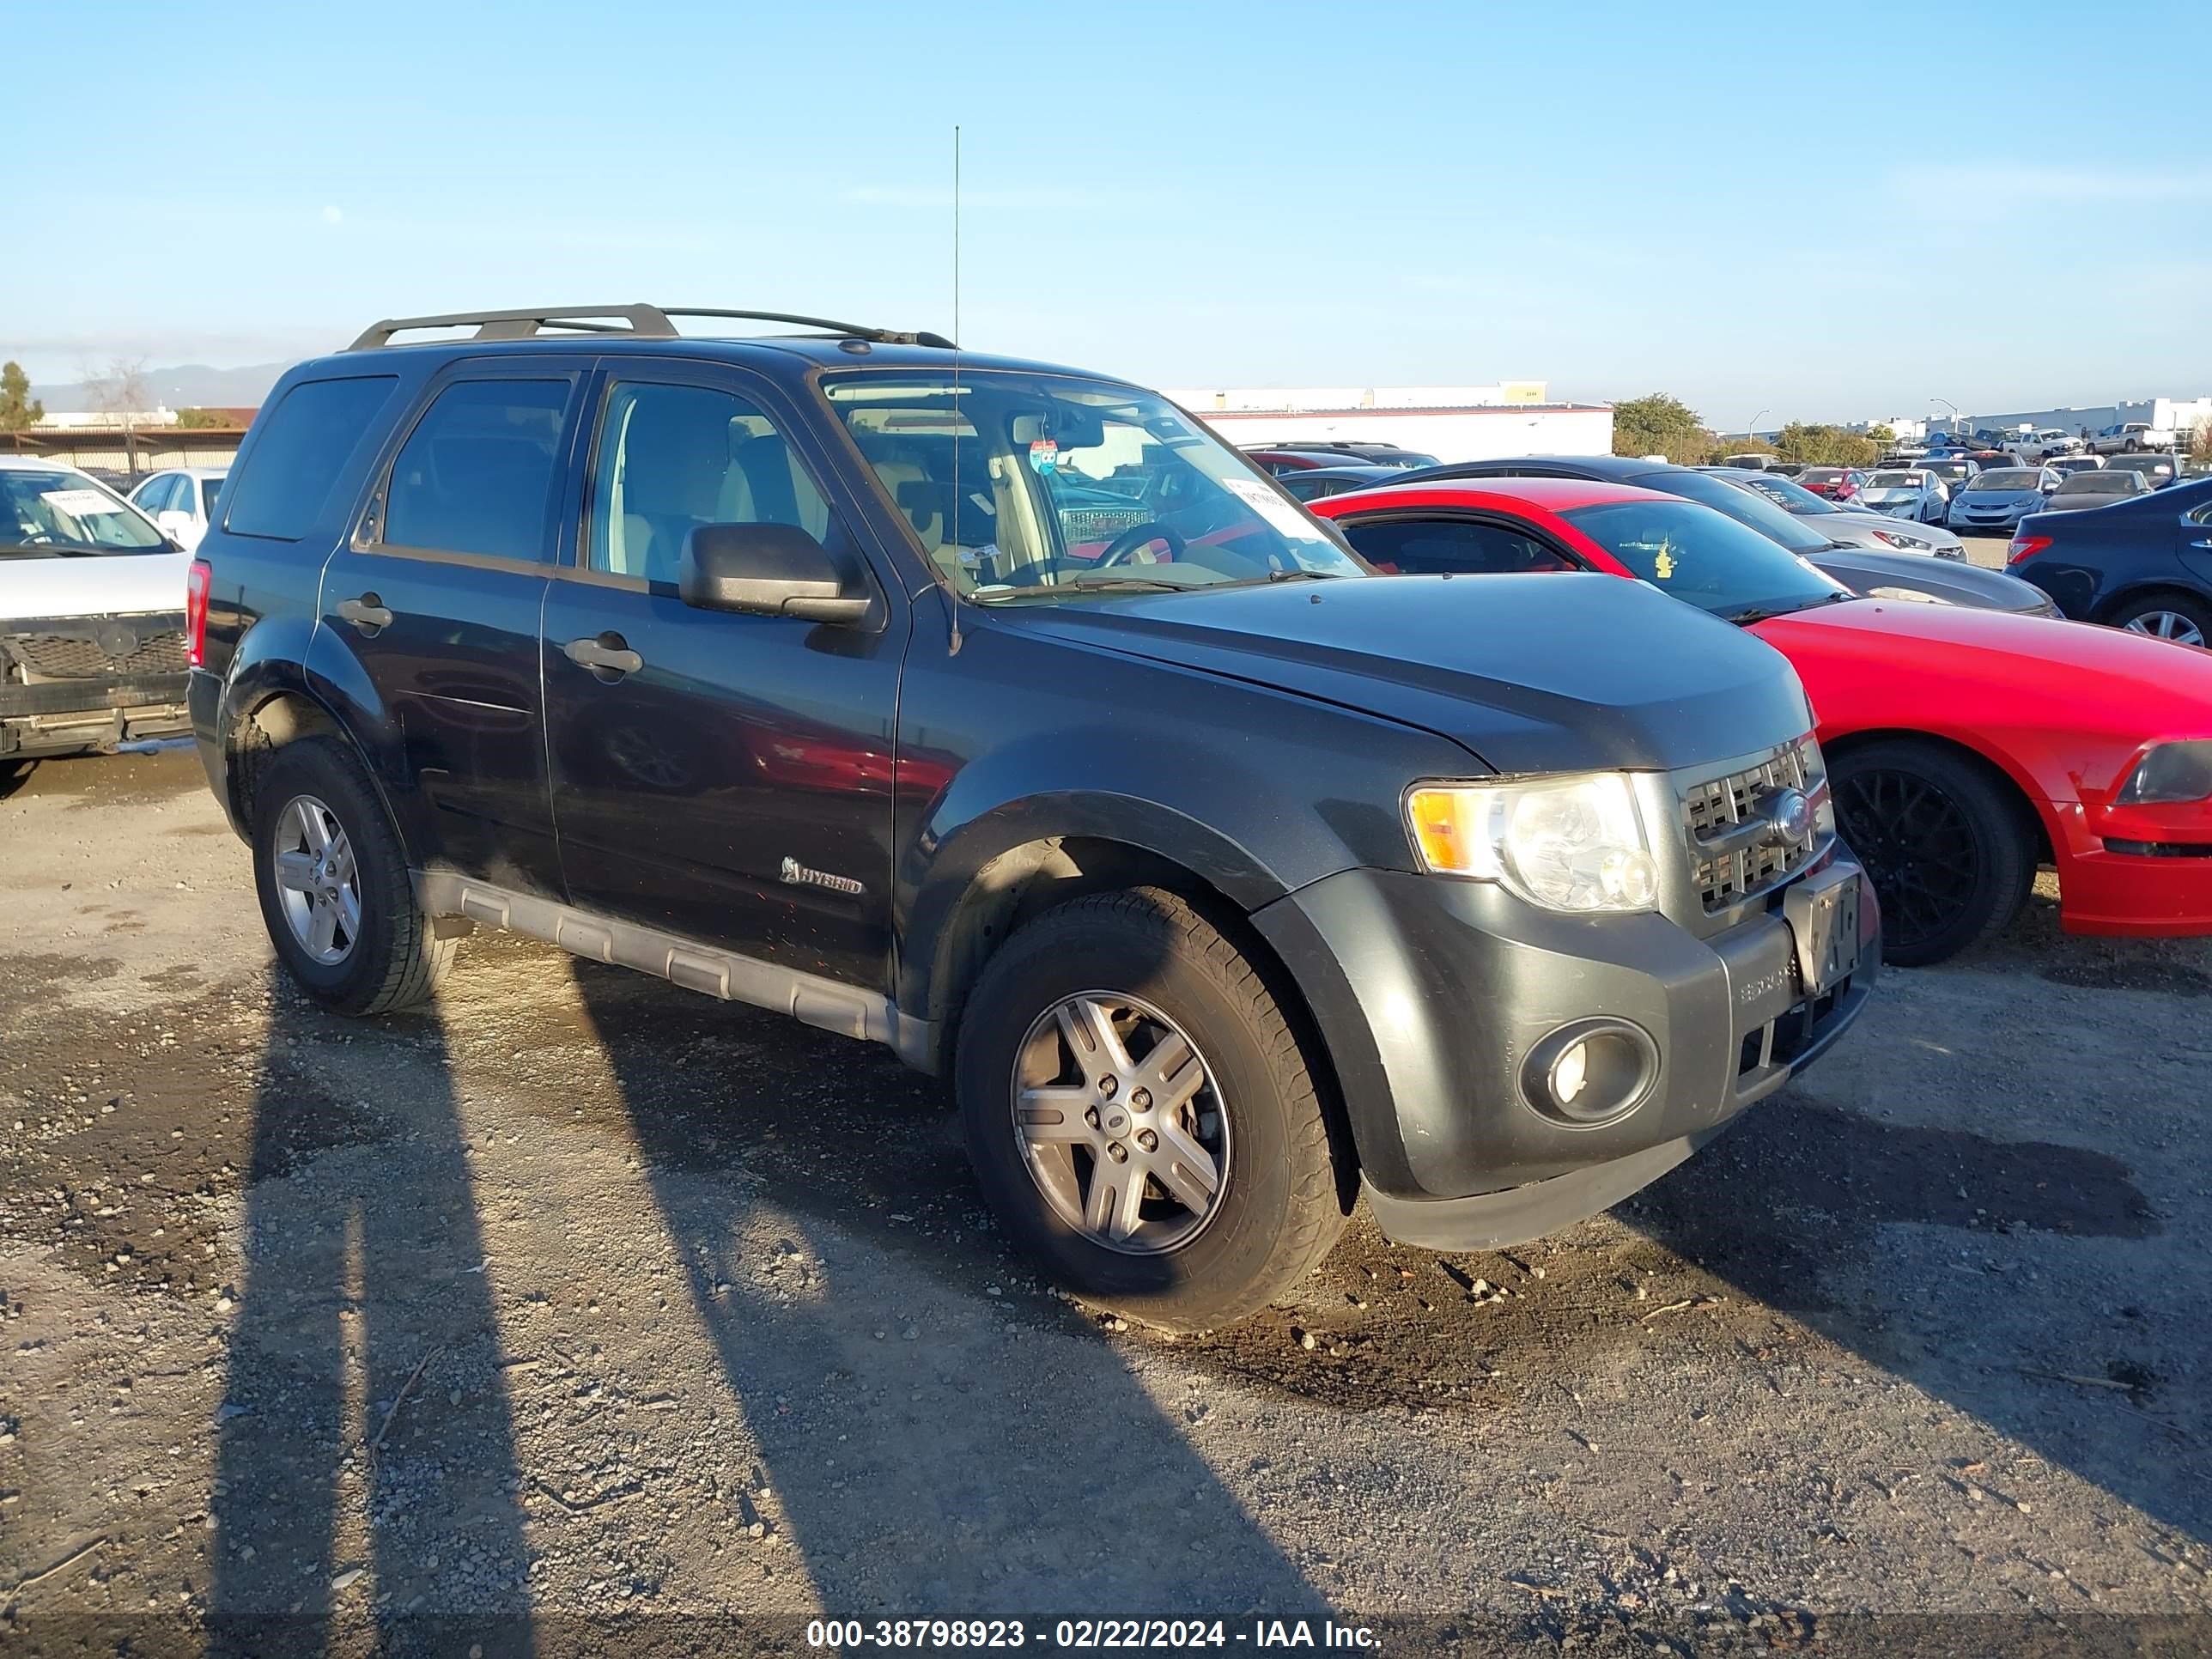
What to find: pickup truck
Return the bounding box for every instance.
[2088,422,2178,455]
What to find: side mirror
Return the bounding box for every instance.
[155,509,193,536]
[678,523,871,624]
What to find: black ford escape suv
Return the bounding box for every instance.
[185,304,1877,1329]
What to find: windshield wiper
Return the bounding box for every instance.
[1263,568,1345,583]
[975,574,1197,602]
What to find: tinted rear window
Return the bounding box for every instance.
[382,380,570,561]
[222,376,399,541]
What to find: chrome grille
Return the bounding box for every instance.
[3,631,189,679]
[1680,738,1823,912]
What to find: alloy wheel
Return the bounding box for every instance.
[1011,992,1229,1255]
[2122,611,2207,648]
[1835,769,1978,957]
[270,793,363,964]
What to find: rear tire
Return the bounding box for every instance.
[955,887,1347,1332]
[2108,592,2211,650]
[1831,738,2035,968]
[251,735,453,1015]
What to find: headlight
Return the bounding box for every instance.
[2118,740,2212,805]
[1869,529,1934,550]
[1406,773,1660,913]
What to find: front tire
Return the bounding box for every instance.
[955,888,1346,1332]
[1831,739,2035,967]
[251,735,453,1015]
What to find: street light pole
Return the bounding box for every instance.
[1931,396,1960,438]
[1745,408,1770,444]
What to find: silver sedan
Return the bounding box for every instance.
[1700,467,1969,559]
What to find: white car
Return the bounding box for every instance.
[1,459,193,772]
[129,465,228,551]
[1856,468,1950,522]
[2088,422,2177,455]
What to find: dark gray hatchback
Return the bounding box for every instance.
[183,304,1876,1328]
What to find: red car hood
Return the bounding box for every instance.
[1752,599,2212,781]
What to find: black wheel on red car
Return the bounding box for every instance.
[1831,739,2035,968]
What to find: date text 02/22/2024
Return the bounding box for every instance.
[803,1620,1382,1650]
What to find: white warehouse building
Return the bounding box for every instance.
[1930,396,2211,443]
[1167,384,1613,464]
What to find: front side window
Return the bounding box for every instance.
[1562,498,1849,623]
[225,374,399,541]
[200,476,225,516]
[131,474,175,510]
[1341,517,1573,576]
[586,381,831,584]
[383,379,569,561]
[821,371,1363,600]
[0,467,168,556]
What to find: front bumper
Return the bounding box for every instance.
[1251,858,1879,1249]
[2050,796,2212,937]
[0,611,191,757]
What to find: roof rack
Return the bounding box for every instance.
[345,304,955,352]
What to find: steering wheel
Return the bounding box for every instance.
[1094,521,1187,567]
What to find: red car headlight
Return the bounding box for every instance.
[2118,741,2212,805]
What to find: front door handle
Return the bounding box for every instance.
[565,634,644,678]
[2190,538,2212,550]
[336,594,393,633]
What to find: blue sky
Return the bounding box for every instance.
[9,0,2209,426]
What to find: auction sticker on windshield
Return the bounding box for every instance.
[39,489,127,518]
[1221,476,1324,540]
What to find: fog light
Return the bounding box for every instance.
[1549,1042,1589,1108]
[1522,1018,1660,1127]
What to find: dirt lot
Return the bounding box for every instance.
[3,747,2209,1654]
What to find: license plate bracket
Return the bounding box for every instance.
[1784,867,1861,996]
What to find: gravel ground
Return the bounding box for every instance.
[2,747,2209,1655]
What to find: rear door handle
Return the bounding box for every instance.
[2190,538,2212,550]
[336,594,393,633]
[565,634,644,678]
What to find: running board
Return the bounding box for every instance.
[411,872,939,1073]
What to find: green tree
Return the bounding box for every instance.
[175,407,228,429]
[1611,393,1717,465]
[0,361,42,436]
[1774,422,1881,468]
[1865,423,1896,447]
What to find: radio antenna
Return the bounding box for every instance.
[946,123,965,656]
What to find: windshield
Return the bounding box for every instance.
[1732,471,1843,515]
[821,372,1364,600]
[0,468,169,556]
[1800,469,1846,483]
[2059,472,2136,494]
[1922,461,1970,480]
[1624,467,1834,555]
[1971,470,2041,490]
[1564,498,1850,623]
[1866,471,1924,489]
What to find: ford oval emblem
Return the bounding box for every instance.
[1767,787,1812,843]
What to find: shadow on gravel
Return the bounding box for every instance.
[564,955,1332,1618]
[1625,1095,2206,1541]
[207,972,537,1658]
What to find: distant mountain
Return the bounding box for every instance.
[31,362,292,413]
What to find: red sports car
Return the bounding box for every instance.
[1796,467,1869,502]
[1311,477,2212,964]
